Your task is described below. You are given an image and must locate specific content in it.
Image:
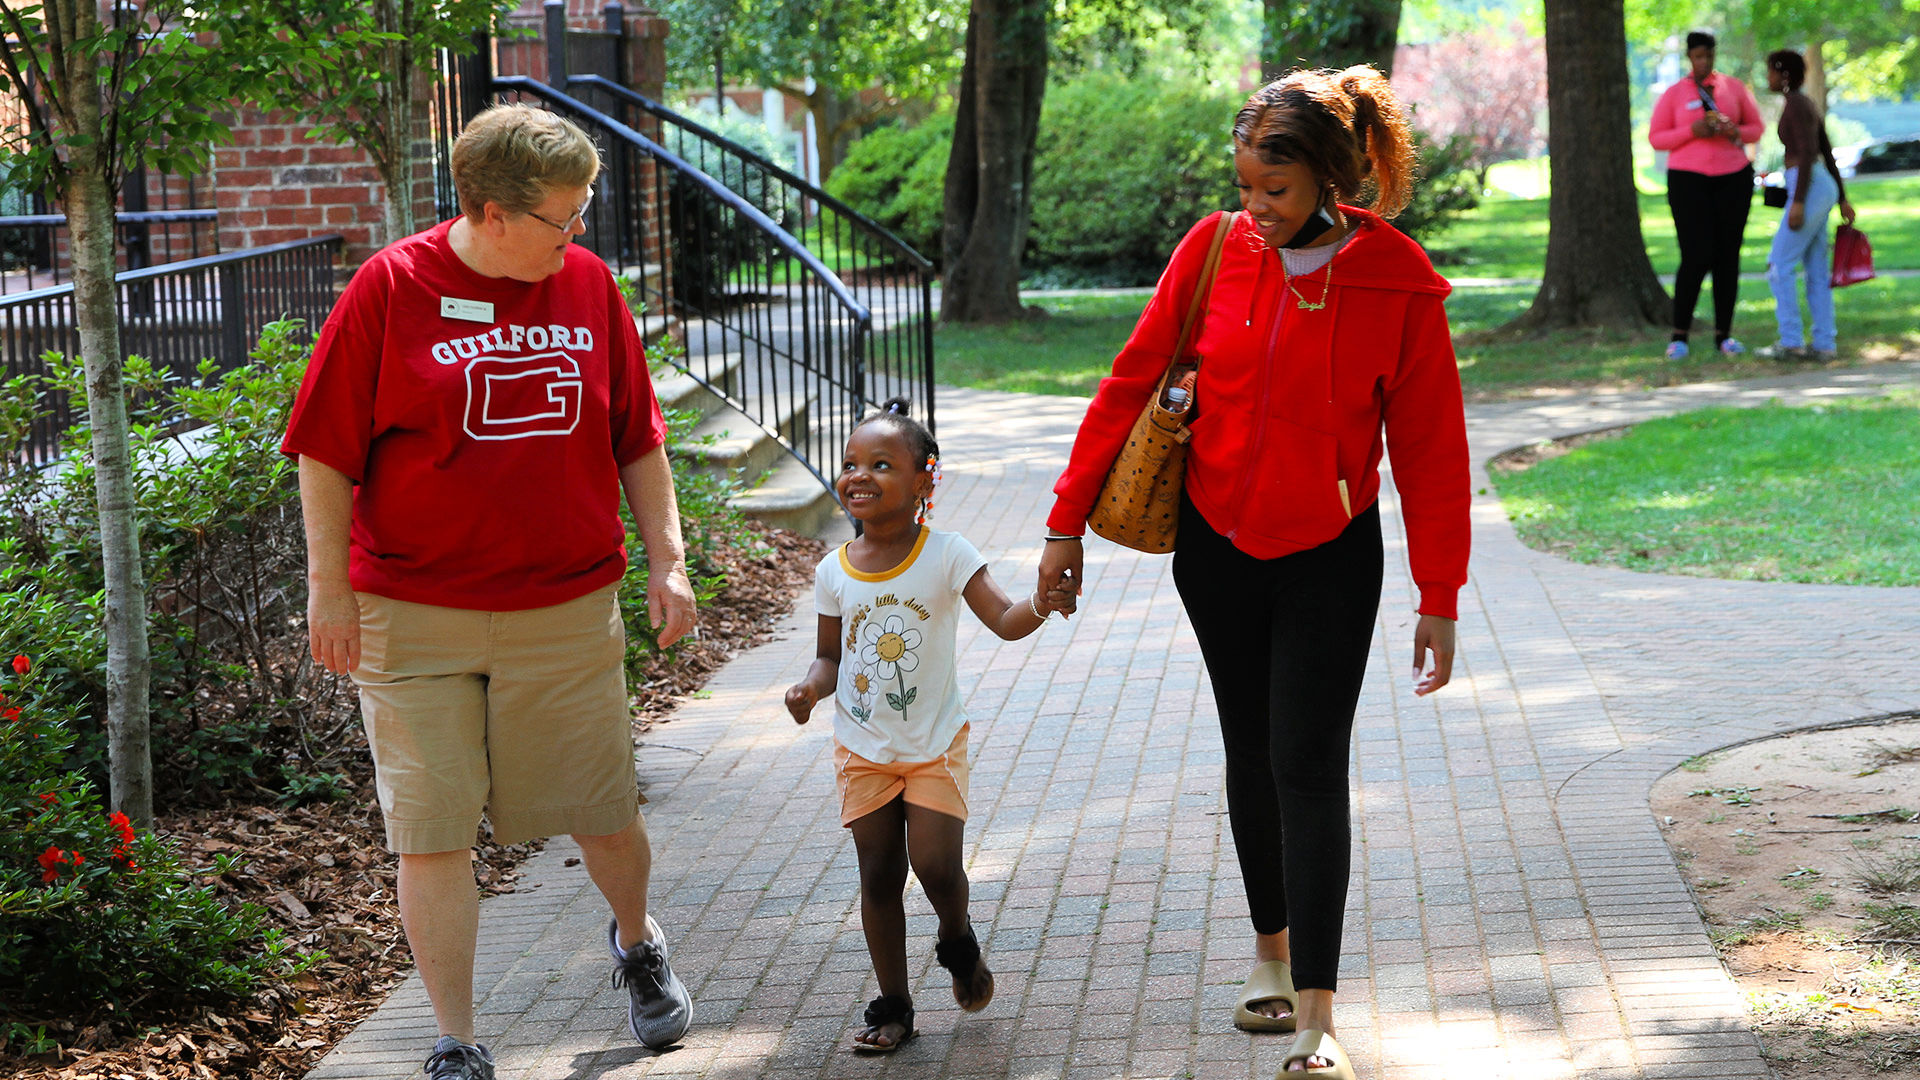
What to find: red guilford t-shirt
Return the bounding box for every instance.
[281,219,667,611]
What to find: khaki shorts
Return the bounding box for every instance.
[352,585,640,854]
[834,724,970,826]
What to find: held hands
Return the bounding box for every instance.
[1036,536,1084,620]
[648,557,699,648]
[307,578,361,675]
[1412,614,1456,697]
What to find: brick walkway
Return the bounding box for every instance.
[308,361,1920,1080]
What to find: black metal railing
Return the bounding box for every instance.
[1,234,344,468]
[0,209,221,296]
[565,73,937,436]
[488,76,912,502]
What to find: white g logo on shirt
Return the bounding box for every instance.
[461,350,583,440]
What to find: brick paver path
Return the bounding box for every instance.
[309,361,1920,1080]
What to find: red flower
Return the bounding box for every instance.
[2,706,19,722]
[10,655,28,675]
[108,812,135,845]
[37,792,56,804]
[37,845,69,883]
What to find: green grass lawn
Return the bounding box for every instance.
[933,171,1920,400]
[1490,393,1920,586]
[931,293,1152,396]
[1428,172,1920,280]
[1449,275,1920,397]
[932,274,1920,400]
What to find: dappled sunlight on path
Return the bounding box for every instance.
[309,363,1920,1080]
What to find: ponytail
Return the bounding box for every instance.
[1233,63,1418,220]
[1335,65,1414,219]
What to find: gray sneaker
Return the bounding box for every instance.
[424,1036,494,1080]
[608,917,692,1049]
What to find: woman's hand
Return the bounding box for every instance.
[1412,615,1455,696]
[1788,203,1806,230]
[1690,116,1717,139]
[1839,199,1856,227]
[307,578,361,675]
[649,557,698,647]
[1037,536,1083,620]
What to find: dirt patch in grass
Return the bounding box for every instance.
[1653,714,1920,1078]
[0,525,825,1080]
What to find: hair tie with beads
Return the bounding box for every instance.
[916,453,942,525]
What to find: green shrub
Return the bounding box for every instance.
[1394,130,1480,247]
[1026,73,1242,286]
[0,657,314,1021]
[822,76,1481,287]
[825,111,953,264]
[616,403,738,682]
[0,324,354,808]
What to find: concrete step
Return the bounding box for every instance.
[729,452,843,537]
[675,393,814,482]
[652,352,744,422]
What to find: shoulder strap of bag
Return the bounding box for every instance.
[1171,211,1236,366]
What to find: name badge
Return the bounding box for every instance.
[440,297,495,323]
[1684,99,1703,111]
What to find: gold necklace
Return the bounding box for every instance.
[1286,257,1333,311]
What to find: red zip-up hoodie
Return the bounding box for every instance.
[1048,208,1471,619]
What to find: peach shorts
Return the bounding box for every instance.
[351,585,641,854]
[834,724,970,826]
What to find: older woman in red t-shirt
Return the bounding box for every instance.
[284,105,697,1079]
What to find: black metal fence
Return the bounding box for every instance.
[565,74,937,435]
[1,234,344,468]
[485,75,919,504]
[0,210,221,296]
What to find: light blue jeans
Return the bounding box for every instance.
[1767,165,1839,350]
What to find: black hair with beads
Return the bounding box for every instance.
[851,396,939,470]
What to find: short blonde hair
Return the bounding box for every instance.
[451,104,601,218]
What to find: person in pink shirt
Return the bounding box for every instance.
[1648,31,1763,360]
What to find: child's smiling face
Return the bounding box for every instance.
[837,423,932,523]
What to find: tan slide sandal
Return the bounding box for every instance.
[1232,959,1298,1032]
[1279,1028,1356,1079]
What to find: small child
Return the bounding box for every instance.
[785,397,1073,1053]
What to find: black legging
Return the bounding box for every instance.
[1171,494,1382,992]
[1666,166,1754,340]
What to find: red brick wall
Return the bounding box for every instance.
[211,71,438,268]
[199,4,667,272]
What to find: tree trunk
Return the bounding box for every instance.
[1506,0,1667,331]
[377,0,416,243]
[1806,41,1827,114]
[1263,0,1403,82]
[939,0,1045,324]
[63,15,154,826]
[810,84,851,184]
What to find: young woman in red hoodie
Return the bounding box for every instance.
[1037,67,1470,1078]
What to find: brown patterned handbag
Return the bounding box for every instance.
[1086,212,1235,553]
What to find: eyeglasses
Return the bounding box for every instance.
[525,188,594,232]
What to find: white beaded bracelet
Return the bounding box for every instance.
[1028,592,1047,620]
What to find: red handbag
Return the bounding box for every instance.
[1831,224,1875,288]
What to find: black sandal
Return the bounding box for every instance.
[851,993,915,1053]
[934,925,995,1012]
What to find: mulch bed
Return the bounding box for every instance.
[0,525,824,1080]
